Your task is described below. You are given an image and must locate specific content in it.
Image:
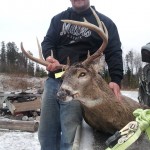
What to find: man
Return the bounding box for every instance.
[38,0,123,149]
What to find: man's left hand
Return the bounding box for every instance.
[109,82,122,102]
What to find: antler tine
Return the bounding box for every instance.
[90,7,102,29]
[83,20,108,65]
[90,7,108,38]
[36,38,54,60]
[61,7,108,66]
[87,50,90,58]
[51,50,54,58]
[36,37,44,60]
[20,42,66,69]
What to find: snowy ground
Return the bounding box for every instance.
[0,91,139,150]
[121,90,139,102]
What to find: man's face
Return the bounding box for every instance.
[70,0,90,12]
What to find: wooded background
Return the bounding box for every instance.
[0,41,143,89]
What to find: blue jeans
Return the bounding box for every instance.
[38,77,82,150]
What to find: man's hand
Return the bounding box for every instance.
[109,82,122,102]
[46,56,60,71]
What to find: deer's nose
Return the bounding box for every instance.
[57,88,71,100]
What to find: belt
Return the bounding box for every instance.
[48,72,55,79]
[48,71,65,79]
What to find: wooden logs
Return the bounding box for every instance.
[0,119,39,132]
[5,97,41,115]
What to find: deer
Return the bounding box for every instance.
[20,7,149,136]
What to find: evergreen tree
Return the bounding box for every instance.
[16,52,28,74]
[35,63,47,77]
[28,60,34,76]
[35,63,41,77]
[39,67,47,77]
[0,41,7,72]
[6,42,18,73]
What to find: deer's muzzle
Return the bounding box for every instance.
[57,88,79,102]
[57,88,72,101]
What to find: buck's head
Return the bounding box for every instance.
[20,7,108,103]
[57,61,101,102]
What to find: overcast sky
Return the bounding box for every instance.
[0,0,150,58]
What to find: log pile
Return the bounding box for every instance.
[0,92,41,132]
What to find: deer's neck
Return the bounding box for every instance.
[78,74,117,107]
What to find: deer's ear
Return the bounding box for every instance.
[91,56,105,73]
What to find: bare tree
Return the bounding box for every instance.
[133,52,142,74]
[126,50,134,74]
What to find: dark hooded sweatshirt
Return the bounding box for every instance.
[41,6,123,85]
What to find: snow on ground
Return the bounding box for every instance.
[0,131,40,150]
[121,90,139,102]
[0,91,138,150]
[80,120,94,150]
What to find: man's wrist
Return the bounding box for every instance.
[110,80,121,88]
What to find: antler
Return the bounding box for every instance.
[20,40,66,70]
[62,7,108,66]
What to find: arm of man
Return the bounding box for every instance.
[42,16,62,72]
[104,21,123,102]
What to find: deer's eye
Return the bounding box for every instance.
[79,72,86,78]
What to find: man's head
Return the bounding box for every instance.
[70,0,90,13]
